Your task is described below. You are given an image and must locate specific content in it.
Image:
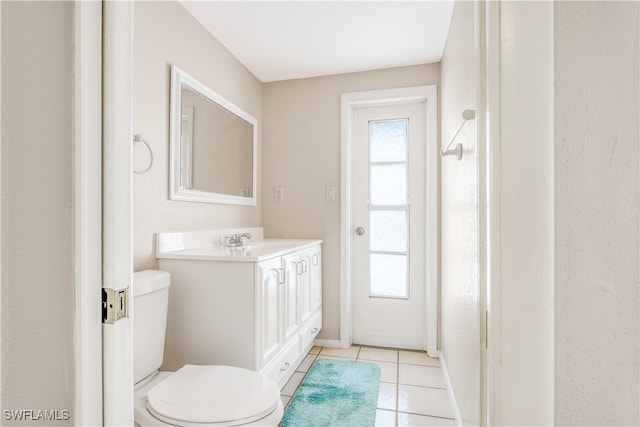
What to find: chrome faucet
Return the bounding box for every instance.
[225,232,252,247]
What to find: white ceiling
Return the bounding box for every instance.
[179,1,455,83]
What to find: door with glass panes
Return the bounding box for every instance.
[352,102,426,349]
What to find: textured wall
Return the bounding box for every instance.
[1,1,75,424]
[439,1,479,425]
[555,2,640,425]
[133,1,263,271]
[262,64,440,340]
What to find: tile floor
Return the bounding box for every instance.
[280,345,457,427]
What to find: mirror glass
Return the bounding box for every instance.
[170,65,257,205]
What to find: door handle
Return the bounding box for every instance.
[355,227,365,236]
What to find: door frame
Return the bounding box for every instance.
[102,1,134,425]
[74,0,134,424]
[340,86,438,356]
[73,0,103,424]
[483,1,501,424]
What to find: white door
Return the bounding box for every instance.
[352,102,426,349]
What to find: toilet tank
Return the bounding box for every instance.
[133,270,170,384]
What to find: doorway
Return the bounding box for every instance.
[351,102,426,349]
[340,86,438,356]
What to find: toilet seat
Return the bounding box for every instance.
[146,365,281,426]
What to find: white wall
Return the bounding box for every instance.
[554,2,639,424]
[262,64,440,340]
[1,1,75,424]
[133,1,263,270]
[439,1,479,425]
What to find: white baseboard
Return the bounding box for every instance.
[313,338,341,348]
[438,350,463,426]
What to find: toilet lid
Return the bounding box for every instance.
[147,365,280,426]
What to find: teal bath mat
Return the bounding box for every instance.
[281,359,380,427]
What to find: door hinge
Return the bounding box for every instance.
[102,287,129,324]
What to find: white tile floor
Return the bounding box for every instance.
[280,345,457,427]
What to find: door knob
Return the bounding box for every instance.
[355,227,365,236]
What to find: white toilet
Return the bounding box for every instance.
[133,270,284,426]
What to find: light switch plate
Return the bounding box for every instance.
[326,186,336,201]
[275,187,284,202]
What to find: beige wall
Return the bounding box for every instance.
[439,1,479,425]
[262,64,440,340]
[555,2,639,424]
[1,1,75,424]
[133,1,263,270]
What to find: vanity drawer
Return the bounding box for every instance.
[300,310,322,352]
[262,336,300,388]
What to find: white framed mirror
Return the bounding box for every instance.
[169,65,257,205]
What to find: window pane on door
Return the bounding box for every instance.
[368,117,410,299]
[370,164,406,205]
[370,119,408,162]
[370,254,408,298]
[370,210,407,252]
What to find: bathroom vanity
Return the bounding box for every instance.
[156,228,322,387]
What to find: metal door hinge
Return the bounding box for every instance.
[102,287,129,324]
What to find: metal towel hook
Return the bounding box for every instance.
[133,134,154,174]
[441,109,476,160]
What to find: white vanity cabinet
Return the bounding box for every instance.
[157,234,322,388]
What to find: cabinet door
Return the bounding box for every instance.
[282,252,300,342]
[256,258,282,366]
[309,245,322,313]
[299,249,313,324]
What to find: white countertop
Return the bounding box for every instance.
[156,238,322,262]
